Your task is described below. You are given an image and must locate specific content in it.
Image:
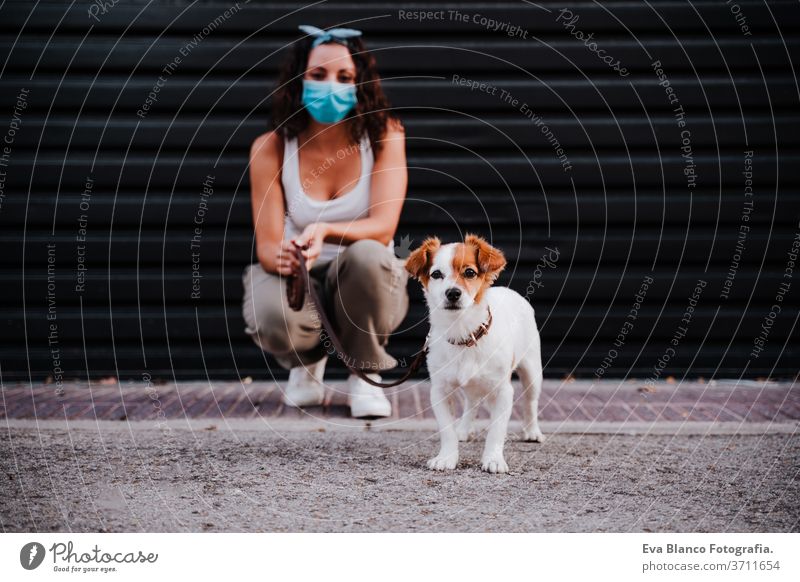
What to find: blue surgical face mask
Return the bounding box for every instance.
[301,79,357,124]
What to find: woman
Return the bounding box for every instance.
[242,25,409,418]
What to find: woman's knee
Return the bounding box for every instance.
[337,238,394,280]
[243,300,295,354]
[242,265,303,354]
[332,240,409,331]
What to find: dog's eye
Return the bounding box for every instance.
[464,268,477,279]
[430,270,444,280]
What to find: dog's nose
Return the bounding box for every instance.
[445,287,462,302]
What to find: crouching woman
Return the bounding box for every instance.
[242,25,409,418]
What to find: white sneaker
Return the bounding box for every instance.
[347,372,392,418]
[282,357,327,407]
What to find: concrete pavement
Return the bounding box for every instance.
[1,379,797,532]
[1,417,797,532]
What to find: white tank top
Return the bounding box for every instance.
[281,133,392,263]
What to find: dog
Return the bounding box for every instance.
[405,234,545,473]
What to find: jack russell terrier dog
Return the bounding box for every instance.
[405,234,545,474]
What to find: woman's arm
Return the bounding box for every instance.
[249,131,298,275]
[293,120,408,263]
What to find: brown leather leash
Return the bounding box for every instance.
[286,243,428,388]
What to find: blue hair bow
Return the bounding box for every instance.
[298,24,362,48]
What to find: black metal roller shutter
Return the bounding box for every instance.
[0,0,798,381]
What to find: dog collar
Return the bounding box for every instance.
[448,306,493,347]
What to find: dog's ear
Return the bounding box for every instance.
[465,233,506,281]
[405,236,441,281]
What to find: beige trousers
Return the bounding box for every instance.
[242,239,409,371]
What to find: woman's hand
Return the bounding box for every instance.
[275,239,301,276]
[293,222,329,268]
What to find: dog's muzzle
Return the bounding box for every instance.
[445,287,462,309]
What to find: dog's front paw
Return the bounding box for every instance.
[427,454,458,471]
[481,455,509,474]
[522,427,546,442]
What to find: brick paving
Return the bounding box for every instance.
[1,378,797,423]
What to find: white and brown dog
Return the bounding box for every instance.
[405,234,545,474]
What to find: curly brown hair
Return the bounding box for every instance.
[270,32,400,155]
